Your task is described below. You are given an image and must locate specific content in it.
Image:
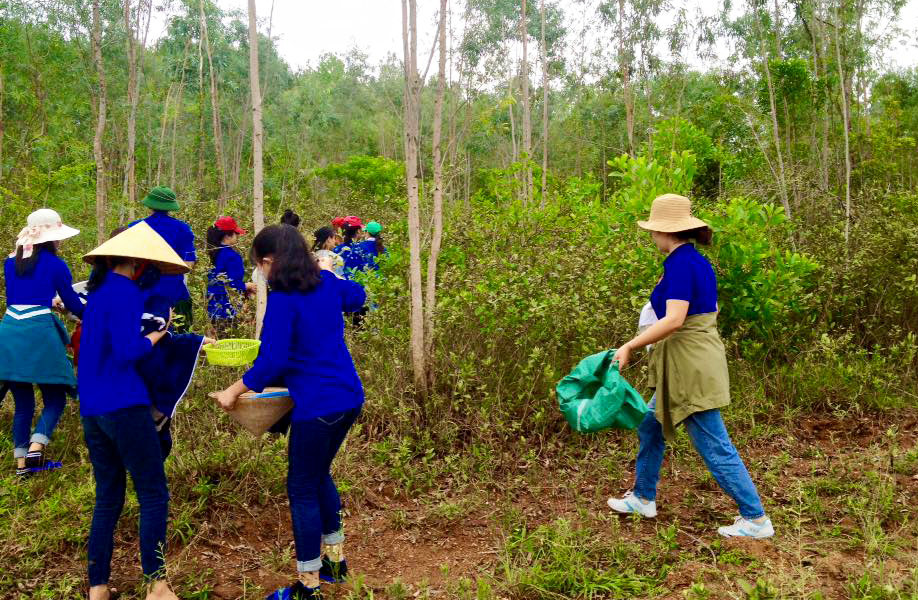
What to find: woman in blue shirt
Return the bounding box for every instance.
[0,209,82,477]
[215,224,366,600]
[206,216,255,328]
[606,194,773,540]
[356,221,387,272]
[78,223,189,600]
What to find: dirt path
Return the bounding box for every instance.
[86,412,918,599]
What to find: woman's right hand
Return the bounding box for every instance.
[612,344,633,369]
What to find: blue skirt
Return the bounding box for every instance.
[0,306,77,390]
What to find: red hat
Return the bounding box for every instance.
[331,217,346,228]
[214,216,246,235]
[342,215,364,228]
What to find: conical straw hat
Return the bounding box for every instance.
[637,194,709,233]
[83,221,190,275]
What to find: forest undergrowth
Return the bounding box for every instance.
[2,152,918,599]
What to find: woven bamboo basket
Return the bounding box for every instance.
[215,388,292,436]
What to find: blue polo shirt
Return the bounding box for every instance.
[131,210,196,305]
[3,250,85,317]
[78,273,154,416]
[650,243,718,319]
[242,271,367,421]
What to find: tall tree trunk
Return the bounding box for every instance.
[402,0,428,397]
[123,0,139,220]
[156,83,175,182]
[91,0,108,242]
[835,9,852,247]
[756,11,792,220]
[539,0,548,207]
[618,0,634,155]
[520,0,533,204]
[248,0,267,335]
[200,0,228,210]
[169,58,188,190]
[424,0,448,387]
[196,25,206,200]
[0,70,5,186]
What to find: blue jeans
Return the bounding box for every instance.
[82,405,170,586]
[8,382,68,458]
[633,396,765,519]
[288,407,361,573]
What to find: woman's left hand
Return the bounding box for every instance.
[214,389,239,411]
[612,344,632,369]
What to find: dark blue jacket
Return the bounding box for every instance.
[207,245,246,320]
[131,211,196,305]
[3,250,84,317]
[78,273,153,416]
[242,271,367,421]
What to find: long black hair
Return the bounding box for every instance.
[341,224,361,246]
[280,209,301,228]
[674,226,713,246]
[206,226,234,265]
[370,233,386,255]
[15,241,57,276]
[251,224,321,292]
[312,226,336,252]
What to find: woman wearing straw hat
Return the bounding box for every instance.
[78,223,190,600]
[0,209,83,477]
[606,194,774,539]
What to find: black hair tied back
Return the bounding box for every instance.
[251,224,321,293]
[280,209,301,228]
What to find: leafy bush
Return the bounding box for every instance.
[315,154,405,201]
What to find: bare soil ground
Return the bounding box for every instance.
[69,410,917,600]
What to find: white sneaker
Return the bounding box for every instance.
[607,491,657,518]
[717,516,775,539]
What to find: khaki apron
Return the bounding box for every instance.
[647,312,730,440]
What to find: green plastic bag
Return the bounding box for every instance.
[556,350,648,433]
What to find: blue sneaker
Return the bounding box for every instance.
[717,516,775,539]
[265,581,321,600]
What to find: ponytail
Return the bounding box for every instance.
[206,226,230,265]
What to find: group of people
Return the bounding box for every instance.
[0,187,773,600]
[205,208,386,331]
[0,186,386,599]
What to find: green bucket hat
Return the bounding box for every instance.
[365,221,383,236]
[142,186,180,211]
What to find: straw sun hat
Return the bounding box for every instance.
[83,221,190,275]
[637,194,709,233]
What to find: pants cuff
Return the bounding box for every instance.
[30,433,50,446]
[14,447,28,459]
[322,531,344,545]
[297,558,323,573]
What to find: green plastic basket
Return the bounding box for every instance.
[204,339,261,367]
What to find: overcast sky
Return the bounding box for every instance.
[151,0,918,74]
